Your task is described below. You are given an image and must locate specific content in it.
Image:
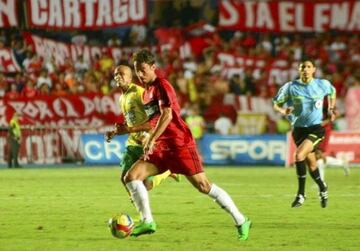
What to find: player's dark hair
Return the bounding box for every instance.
[133,49,155,65]
[299,57,316,67]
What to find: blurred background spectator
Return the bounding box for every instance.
[214,113,234,135]
[7,113,22,168]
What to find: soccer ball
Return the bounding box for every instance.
[108,213,134,239]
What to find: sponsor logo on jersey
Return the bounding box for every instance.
[144,100,160,118]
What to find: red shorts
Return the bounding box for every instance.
[318,124,332,152]
[143,146,203,176]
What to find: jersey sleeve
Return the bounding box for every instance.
[118,95,123,111]
[137,85,144,98]
[135,86,149,121]
[323,79,336,98]
[272,82,290,105]
[136,85,145,105]
[156,79,172,108]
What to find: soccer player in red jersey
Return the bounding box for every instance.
[122,49,252,240]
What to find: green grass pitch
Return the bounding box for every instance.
[0,166,359,250]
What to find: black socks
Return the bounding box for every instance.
[295,160,307,195]
[310,168,326,191]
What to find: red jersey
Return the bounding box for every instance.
[142,77,195,150]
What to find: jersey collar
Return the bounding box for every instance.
[297,78,314,85]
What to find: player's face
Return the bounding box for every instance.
[299,61,316,81]
[114,67,132,89]
[134,61,156,85]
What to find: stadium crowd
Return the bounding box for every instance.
[1,1,359,132]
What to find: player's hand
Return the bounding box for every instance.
[328,109,337,122]
[283,107,294,115]
[105,131,115,143]
[114,123,129,135]
[321,119,330,126]
[143,135,155,160]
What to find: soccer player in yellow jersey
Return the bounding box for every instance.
[106,65,178,196]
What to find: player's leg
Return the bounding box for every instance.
[186,172,251,240]
[316,125,331,181]
[7,142,13,168]
[307,152,327,191]
[338,155,350,176]
[306,127,328,207]
[120,146,144,219]
[307,153,328,208]
[145,170,172,190]
[169,173,181,182]
[121,146,166,192]
[144,171,180,191]
[325,155,350,176]
[292,138,314,207]
[124,160,160,236]
[343,155,350,176]
[315,149,326,181]
[186,173,245,222]
[13,140,21,167]
[120,146,144,195]
[325,156,343,166]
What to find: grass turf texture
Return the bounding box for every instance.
[0,166,359,251]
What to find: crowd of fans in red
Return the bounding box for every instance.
[1,29,359,118]
[1,0,359,128]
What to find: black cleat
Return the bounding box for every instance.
[319,187,328,208]
[291,194,305,208]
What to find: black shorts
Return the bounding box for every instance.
[292,124,325,149]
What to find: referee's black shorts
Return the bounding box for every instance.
[292,124,325,149]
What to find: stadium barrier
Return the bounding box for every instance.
[81,134,127,164]
[0,125,110,165]
[1,127,359,166]
[199,134,286,165]
[80,133,288,165]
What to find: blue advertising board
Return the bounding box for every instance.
[81,134,128,164]
[80,133,287,165]
[199,134,287,165]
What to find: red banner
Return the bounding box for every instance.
[0,0,17,28]
[217,52,299,85]
[1,94,124,127]
[23,32,140,68]
[219,0,360,32]
[26,0,147,29]
[0,94,123,165]
[0,48,21,73]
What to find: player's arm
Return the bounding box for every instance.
[327,82,337,122]
[105,122,152,142]
[126,122,152,133]
[105,124,121,143]
[321,118,331,127]
[143,106,172,157]
[148,106,172,143]
[273,82,293,115]
[273,103,294,116]
[106,95,125,143]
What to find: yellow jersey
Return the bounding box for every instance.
[119,83,148,146]
[9,117,21,139]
